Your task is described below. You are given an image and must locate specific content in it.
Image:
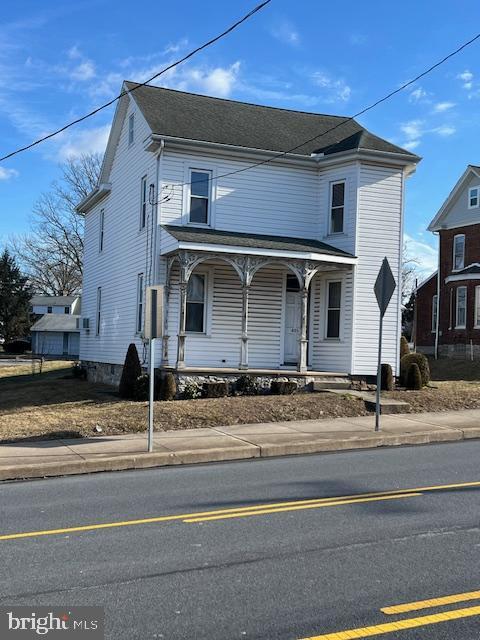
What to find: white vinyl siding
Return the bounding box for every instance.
[453,234,465,270]
[456,286,467,328]
[136,273,144,334]
[432,294,438,332]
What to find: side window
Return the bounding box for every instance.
[453,234,465,270]
[189,169,211,225]
[326,281,342,338]
[96,287,102,336]
[186,273,206,332]
[99,209,105,252]
[431,294,438,332]
[468,187,479,208]
[47,306,52,313]
[64,306,70,315]
[455,286,467,329]
[330,181,345,234]
[136,273,144,333]
[140,176,147,229]
[128,113,135,146]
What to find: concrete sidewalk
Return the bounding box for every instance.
[1,409,479,481]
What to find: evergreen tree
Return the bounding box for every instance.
[0,249,32,343]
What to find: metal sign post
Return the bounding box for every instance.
[373,257,397,432]
[144,286,163,453]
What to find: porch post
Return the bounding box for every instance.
[239,284,250,369]
[298,285,309,373]
[176,277,188,369]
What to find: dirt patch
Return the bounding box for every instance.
[0,369,368,443]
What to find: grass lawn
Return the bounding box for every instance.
[0,363,367,443]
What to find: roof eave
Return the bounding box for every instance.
[76,183,112,214]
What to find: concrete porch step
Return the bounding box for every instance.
[313,379,352,391]
[325,389,411,414]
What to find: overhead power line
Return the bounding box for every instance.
[0,0,271,163]
[154,28,480,201]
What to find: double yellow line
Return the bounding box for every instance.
[300,590,480,639]
[0,480,478,542]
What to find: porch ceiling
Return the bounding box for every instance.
[162,225,356,265]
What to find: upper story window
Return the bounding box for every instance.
[96,287,102,336]
[431,294,438,332]
[330,181,345,234]
[128,113,135,146]
[186,273,206,332]
[453,234,465,270]
[99,208,105,252]
[47,306,52,314]
[468,186,479,208]
[326,281,342,338]
[64,306,70,315]
[189,169,211,225]
[140,176,147,229]
[456,286,467,329]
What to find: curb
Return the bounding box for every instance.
[0,427,471,482]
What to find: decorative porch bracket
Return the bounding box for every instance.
[289,260,322,373]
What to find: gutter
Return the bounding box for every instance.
[76,183,112,214]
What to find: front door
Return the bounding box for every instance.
[284,276,302,364]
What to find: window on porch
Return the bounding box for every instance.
[186,273,206,332]
[326,281,341,338]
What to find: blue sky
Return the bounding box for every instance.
[1,0,480,275]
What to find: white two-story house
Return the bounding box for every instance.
[78,82,419,387]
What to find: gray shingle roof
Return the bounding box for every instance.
[31,295,79,306]
[126,82,419,160]
[31,315,80,333]
[163,225,355,258]
[453,264,480,275]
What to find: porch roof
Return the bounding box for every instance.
[162,225,356,264]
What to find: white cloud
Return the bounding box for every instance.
[270,20,300,46]
[433,124,456,136]
[56,124,110,161]
[67,45,82,60]
[403,140,420,150]
[433,101,455,113]
[312,71,351,103]
[409,87,428,103]
[404,233,438,276]
[70,60,95,82]
[458,69,473,90]
[0,166,19,181]
[401,119,423,140]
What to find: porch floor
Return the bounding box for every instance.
[160,366,349,378]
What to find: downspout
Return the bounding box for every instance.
[434,230,440,359]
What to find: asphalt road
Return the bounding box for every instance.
[0,441,479,639]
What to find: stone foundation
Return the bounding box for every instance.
[83,360,124,387]
[438,343,480,360]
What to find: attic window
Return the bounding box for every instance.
[128,113,135,146]
[469,187,479,208]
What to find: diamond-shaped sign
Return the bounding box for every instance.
[374,257,396,317]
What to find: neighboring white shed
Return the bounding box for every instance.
[31,314,81,357]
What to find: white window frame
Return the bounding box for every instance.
[453,234,465,271]
[96,287,102,336]
[325,280,342,339]
[187,168,212,226]
[185,269,212,335]
[128,113,135,146]
[475,286,480,329]
[455,286,467,329]
[183,164,217,227]
[431,294,438,333]
[136,273,144,334]
[329,180,345,235]
[99,208,105,252]
[140,176,147,229]
[468,186,479,209]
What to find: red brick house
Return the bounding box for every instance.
[415,165,480,358]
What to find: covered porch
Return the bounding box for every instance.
[160,226,357,374]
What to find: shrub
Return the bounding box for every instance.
[183,382,201,400]
[202,382,229,398]
[159,372,177,401]
[72,362,87,380]
[235,375,259,396]
[5,339,29,354]
[405,363,422,390]
[400,352,430,387]
[270,380,298,395]
[400,335,410,360]
[119,343,142,399]
[380,363,394,391]
[134,374,149,401]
